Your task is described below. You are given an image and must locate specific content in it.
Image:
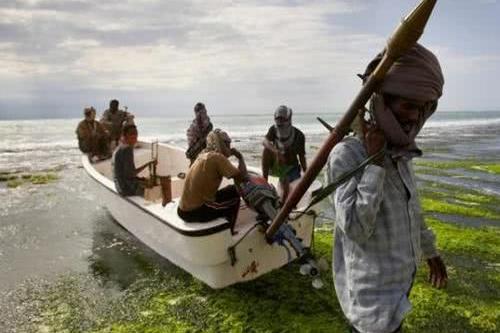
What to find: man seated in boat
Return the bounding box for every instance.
[76,106,110,161]
[177,129,247,234]
[185,102,213,165]
[262,105,307,202]
[101,99,135,150]
[113,124,172,207]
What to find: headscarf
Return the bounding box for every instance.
[83,107,97,134]
[187,104,213,146]
[362,43,444,159]
[203,129,231,155]
[84,106,96,117]
[273,105,296,153]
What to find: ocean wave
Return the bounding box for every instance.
[0,141,78,154]
[425,117,500,128]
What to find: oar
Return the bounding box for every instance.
[266,0,438,241]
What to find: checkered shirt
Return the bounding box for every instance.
[326,137,438,333]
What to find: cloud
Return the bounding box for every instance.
[2,0,497,118]
[0,0,378,113]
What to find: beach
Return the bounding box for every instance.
[1,111,499,332]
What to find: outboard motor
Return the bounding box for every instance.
[238,174,324,288]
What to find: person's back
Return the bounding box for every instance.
[180,151,238,211]
[113,143,140,196]
[178,129,246,234]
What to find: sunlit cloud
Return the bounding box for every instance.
[0,0,499,118]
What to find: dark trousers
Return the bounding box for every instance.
[178,185,241,233]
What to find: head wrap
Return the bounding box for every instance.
[273,105,295,152]
[362,43,444,159]
[204,129,231,155]
[194,102,205,113]
[187,104,213,146]
[84,106,95,116]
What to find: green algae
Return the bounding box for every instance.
[472,164,500,175]
[5,174,500,333]
[415,160,500,175]
[426,217,499,263]
[421,197,500,220]
[0,173,19,181]
[3,172,59,188]
[419,182,500,221]
[6,178,23,188]
[30,173,59,185]
[10,218,499,333]
[414,167,453,177]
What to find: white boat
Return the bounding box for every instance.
[83,141,321,288]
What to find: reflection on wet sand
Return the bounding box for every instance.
[88,211,184,290]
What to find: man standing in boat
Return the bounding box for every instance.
[185,102,213,165]
[326,44,448,333]
[262,105,307,202]
[76,106,110,161]
[178,129,246,234]
[101,99,135,149]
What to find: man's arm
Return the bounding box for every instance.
[230,148,247,183]
[262,138,277,154]
[418,203,448,289]
[328,142,385,243]
[262,138,286,165]
[100,110,110,123]
[299,154,307,172]
[135,159,156,176]
[327,118,386,243]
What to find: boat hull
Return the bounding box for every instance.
[83,143,317,288]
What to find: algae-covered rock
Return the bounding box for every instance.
[0,173,19,182]
[7,178,23,188]
[30,173,58,185]
[3,172,59,188]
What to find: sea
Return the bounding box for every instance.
[1,111,500,329]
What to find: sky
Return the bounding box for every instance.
[0,0,499,120]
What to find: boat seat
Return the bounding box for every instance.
[130,197,232,237]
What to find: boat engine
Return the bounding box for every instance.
[238,174,324,288]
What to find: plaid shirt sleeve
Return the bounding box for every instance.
[328,139,386,243]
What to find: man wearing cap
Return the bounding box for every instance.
[186,102,214,164]
[76,106,110,160]
[326,43,448,333]
[262,105,307,201]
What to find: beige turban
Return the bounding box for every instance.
[363,43,444,102]
[362,43,444,158]
[204,129,231,155]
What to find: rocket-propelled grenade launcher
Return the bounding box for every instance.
[265,0,438,241]
[239,175,324,288]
